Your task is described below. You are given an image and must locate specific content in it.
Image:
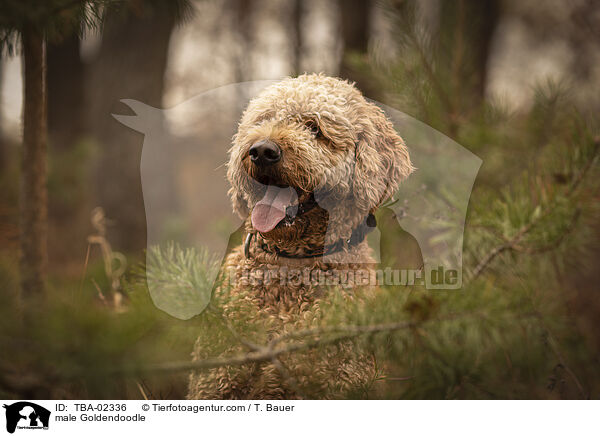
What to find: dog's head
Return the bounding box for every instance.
[227,74,414,247]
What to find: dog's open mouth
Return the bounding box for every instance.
[250,179,315,233]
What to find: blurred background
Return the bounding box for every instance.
[0,0,599,399]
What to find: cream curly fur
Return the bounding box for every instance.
[187,74,414,399]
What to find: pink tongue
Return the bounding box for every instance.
[251,185,296,233]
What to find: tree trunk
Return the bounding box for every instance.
[46,34,91,265]
[20,27,48,298]
[0,64,4,172]
[47,34,85,150]
[439,0,500,109]
[292,0,302,76]
[89,8,175,253]
[338,0,375,98]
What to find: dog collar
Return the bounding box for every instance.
[244,213,376,259]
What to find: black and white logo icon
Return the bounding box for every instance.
[3,402,50,434]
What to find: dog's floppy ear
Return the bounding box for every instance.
[352,102,414,215]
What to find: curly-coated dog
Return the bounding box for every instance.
[187,74,414,399]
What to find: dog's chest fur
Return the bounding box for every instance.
[226,236,376,313]
[186,241,377,399]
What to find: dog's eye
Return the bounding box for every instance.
[305,121,323,139]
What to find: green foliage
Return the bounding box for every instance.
[145,243,218,320]
[344,1,600,398]
[0,256,207,399]
[0,0,193,53]
[0,0,112,53]
[157,2,600,399]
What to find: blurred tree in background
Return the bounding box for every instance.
[0,0,598,399]
[0,0,109,298]
[89,0,191,253]
[338,0,374,97]
[48,34,86,152]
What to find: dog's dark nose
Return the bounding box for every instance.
[249,140,281,166]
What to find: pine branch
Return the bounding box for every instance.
[270,357,307,399]
[512,208,580,254]
[469,137,599,281]
[114,319,420,375]
[107,310,544,382]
